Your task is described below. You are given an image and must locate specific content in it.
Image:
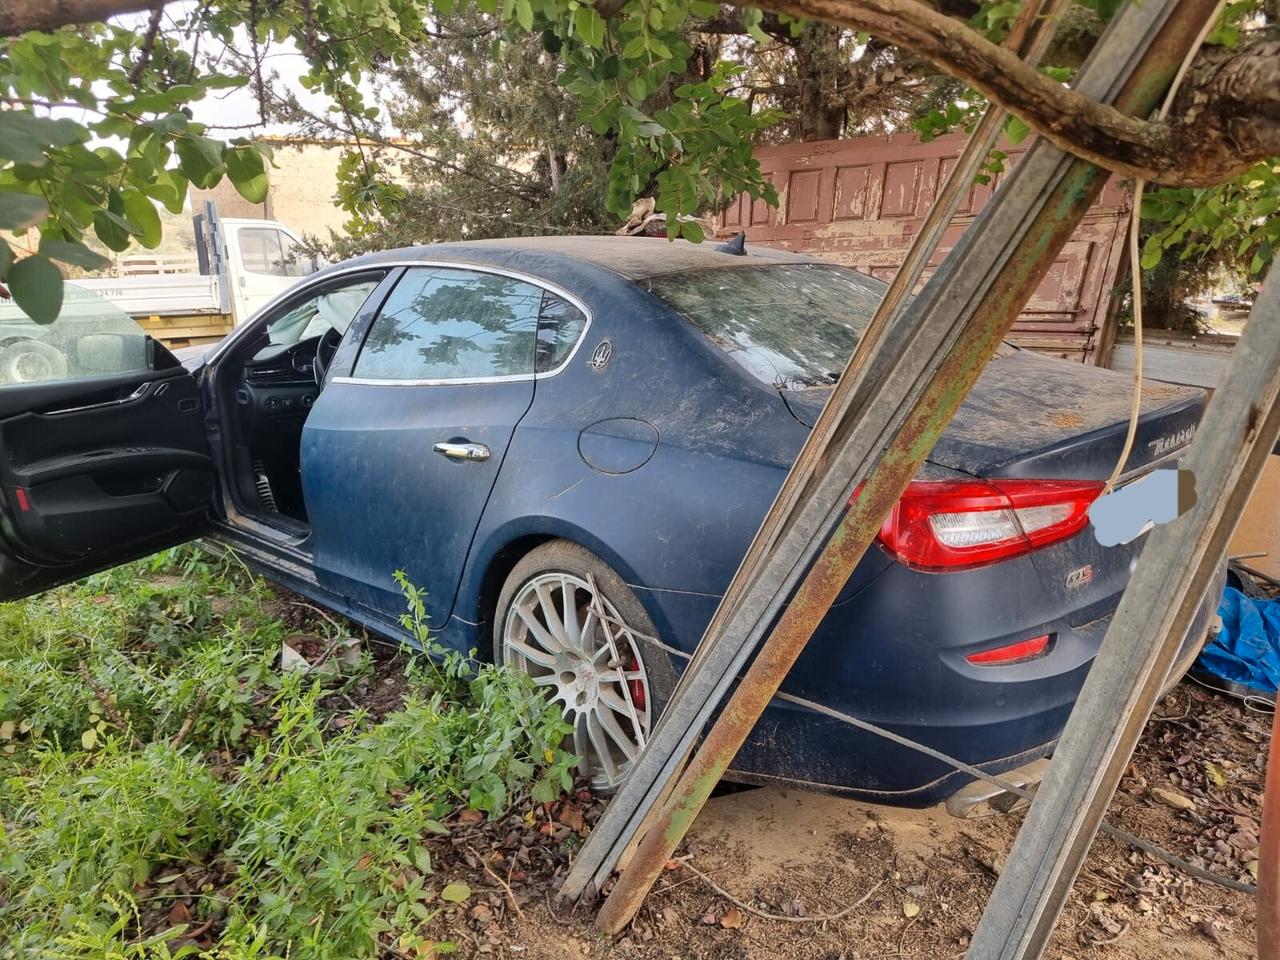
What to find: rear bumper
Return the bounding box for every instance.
[723,555,1226,806]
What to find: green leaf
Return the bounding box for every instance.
[122,190,162,248]
[174,135,225,189]
[1140,235,1165,270]
[1003,115,1031,146]
[225,146,269,204]
[38,237,111,271]
[440,882,471,903]
[93,209,135,252]
[515,0,534,31]
[0,193,50,231]
[0,238,11,278]
[8,255,64,325]
[0,112,83,165]
[573,6,606,47]
[680,219,704,243]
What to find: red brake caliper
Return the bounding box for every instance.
[626,653,646,712]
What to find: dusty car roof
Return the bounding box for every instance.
[336,235,819,280]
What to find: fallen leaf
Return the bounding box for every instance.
[1152,787,1196,811]
[355,853,372,871]
[441,882,472,903]
[558,802,586,834]
[0,720,14,740]
[663,859,681,872]
[1204,762,1226,788]
[700,911,718,925]
[903,901,921,919]
[168,900,191,925]
[719,907,743,929]
[458,809,485,825]
[1247,859,1259,879]
[1195,920,1222,945]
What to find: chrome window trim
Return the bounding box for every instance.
[213,259,593,388]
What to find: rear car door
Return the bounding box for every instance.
[0,286,211,601]
[300,265,547,629]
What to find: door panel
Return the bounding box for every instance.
[301,379,533,623]
[0,290,211,601]
[300,265,544,630]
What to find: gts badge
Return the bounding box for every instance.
[1065,564,1093,590]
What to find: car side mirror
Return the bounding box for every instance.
[73,333,149,376]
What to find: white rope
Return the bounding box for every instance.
[1104,3,1228,493]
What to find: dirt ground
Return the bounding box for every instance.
[416,679,1267,960]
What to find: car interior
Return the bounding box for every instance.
[213,272,387,532]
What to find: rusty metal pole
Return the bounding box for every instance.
[593,0,1219,933]
[1259,693,1280,960]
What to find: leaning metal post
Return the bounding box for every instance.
[592,0,1219,933]
[966,260,1280,960]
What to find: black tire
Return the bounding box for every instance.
[0,339,68,385]
[493,539,678,790]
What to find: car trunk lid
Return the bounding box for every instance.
[779,348,1205,482]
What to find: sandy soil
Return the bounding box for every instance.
[422,681,1266,960]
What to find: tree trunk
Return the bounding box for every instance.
[794,23,847,140]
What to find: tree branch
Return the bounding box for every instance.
[1,0,162,34]
[722,0,1278,187]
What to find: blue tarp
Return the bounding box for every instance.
[1195,586,1280,696]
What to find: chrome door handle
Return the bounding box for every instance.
[433,441,491,462]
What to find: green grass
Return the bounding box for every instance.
[0,546,576,960]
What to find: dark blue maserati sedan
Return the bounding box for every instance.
[0,236,1221,807]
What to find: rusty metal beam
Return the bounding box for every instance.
[591,0,1222,933]
[967,260,1280,960]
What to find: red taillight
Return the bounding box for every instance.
[966,633,1052,665]
[14,488,29,512]
[874,478,1103,571]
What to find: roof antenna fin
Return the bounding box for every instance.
[716,231,747,256]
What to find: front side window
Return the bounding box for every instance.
[353,267,542,382]
[645,263,884,390]
[265,277,383,347]
[0,284,153,386]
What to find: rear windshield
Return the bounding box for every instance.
[645,263,884,390]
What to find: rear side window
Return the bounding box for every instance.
[353,267,543,381]
[535,293,587,373]
[645,263,884,390]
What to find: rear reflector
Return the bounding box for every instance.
[873,478,1103,571]
[967,633,1052,665]
[15,488,29,513]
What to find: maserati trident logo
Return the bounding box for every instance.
[1147,426,1195,458]
[587,339,613,372]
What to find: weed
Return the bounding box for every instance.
[0,548,576,960]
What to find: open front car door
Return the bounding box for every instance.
[0,285,212,601]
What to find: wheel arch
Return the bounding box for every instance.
[460,516,657,651]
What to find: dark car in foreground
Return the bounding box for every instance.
[0,237,1221,807]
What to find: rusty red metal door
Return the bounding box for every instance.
[718,131,1131,363]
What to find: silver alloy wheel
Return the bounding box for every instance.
[0,340,66,385]
[500,571,652,790]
